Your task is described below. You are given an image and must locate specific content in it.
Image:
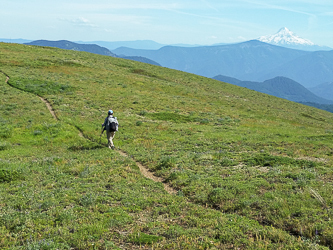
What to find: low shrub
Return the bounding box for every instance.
[0,169,23,182]
[138,110,147,116]
[147,112,197,123]
[0,142,11,151]
[0,123,12,139]
[10,77,75,95]
[208,188,235,206]
[156,156,176,170]
[244,153,318,167]
[25,238,71,250]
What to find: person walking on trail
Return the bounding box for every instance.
[101,110,119,149]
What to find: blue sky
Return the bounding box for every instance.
[1,0,333,47]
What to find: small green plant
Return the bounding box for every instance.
[138,110,147,116]
[79,193,96,207]
[128,232,163,245]
[0,122,12,138]
[156,156,176,170]
[244,153,317,167]
[25,238,71,250]
[0,142,11,151]
[199,118,210,124]
[208,188,230,205]
[147,112,197,123]
[33,130,43,135]
[220,158,235,166]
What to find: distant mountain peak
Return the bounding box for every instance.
[258,27,315,46]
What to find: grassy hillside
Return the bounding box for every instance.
[1,42,333,249]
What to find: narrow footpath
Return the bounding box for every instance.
[39,96,58,120]
[117,150,177,194]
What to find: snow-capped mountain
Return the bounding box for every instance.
[259,27,314,46]
[257,27,331,51]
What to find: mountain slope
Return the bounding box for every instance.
[121,56,161,66]
[114,40,333,88]
[78,39,166,50]
[25,40,117,57]
[309,82,333,101]
[1,42,333,249]
[113,40,310,79]
[213,75,333,104]
[258,50,333,88]
[25,40,161,66]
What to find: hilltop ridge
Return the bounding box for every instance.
[24,40,161,66]
[25,39,117,57]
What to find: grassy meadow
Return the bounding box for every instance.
[1,42,333,249]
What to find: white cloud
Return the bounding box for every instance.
[59,17,99,28]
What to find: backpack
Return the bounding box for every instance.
[107,116,118,132]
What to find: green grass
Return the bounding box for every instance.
[1,42,333,249]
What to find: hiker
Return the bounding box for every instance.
[101,110,119,149]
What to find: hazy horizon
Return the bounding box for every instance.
[1,0,333,47]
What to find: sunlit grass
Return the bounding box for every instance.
[1,42,332,249]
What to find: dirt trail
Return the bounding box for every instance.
[38,97,58,120]
[2,72,176,194]
[117,150,177,194]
